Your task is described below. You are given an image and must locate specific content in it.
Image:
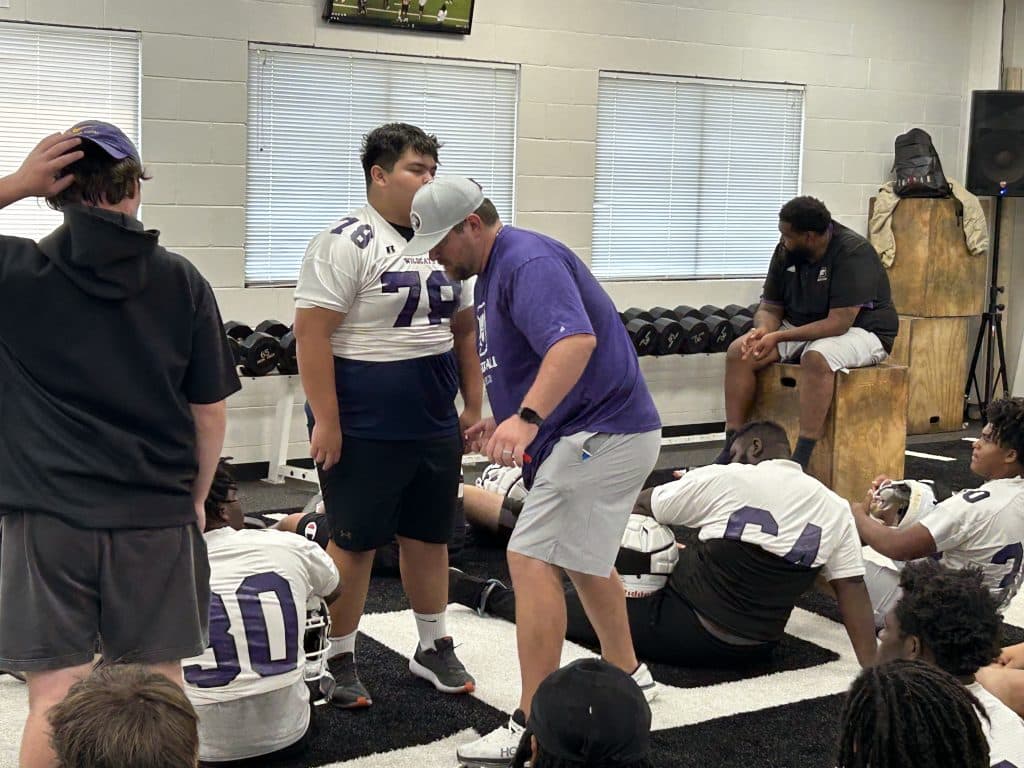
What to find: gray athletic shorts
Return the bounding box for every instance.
[863,559,902,629]
[777,323,888,372]
[508,429,661,577]
[0,513,210,672]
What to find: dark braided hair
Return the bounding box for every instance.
[896,560,1001,677]
[986,397,1024,461]
[837,660,989,768]
[204,458,237,525]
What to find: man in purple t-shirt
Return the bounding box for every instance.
[405,177,662,767]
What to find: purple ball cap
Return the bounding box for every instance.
[69,120,140,164]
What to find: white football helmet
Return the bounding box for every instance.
[476,463,527,502]
[303,597,331,682]
[616,514,679,598]
[871,479,937,529]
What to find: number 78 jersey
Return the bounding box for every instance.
[295,205,474,362]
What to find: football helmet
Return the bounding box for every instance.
[871,479,937,529]
[303,597,332,682]
[477,463,527,502]
[615,514,680,598]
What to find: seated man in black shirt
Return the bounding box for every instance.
[718,196,898,468]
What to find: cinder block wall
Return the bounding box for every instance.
[0,0,982,461]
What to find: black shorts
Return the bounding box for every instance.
[0,513,210,672]
[316,433,463,551]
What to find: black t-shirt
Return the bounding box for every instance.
[761,222,898,352]
[0,206,241,529]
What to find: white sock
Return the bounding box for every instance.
[414,611,447,651]
[328,630,357,659]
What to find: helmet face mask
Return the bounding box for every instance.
[871,479,937,529]
[304,597,332,682]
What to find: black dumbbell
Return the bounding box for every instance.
[703,312,736,353]
[748,303,760,317]
[729,313,754,336]
[224,321,281,376]
[722,304,754,320]
[621,308,657,356]
[674,305,704,320]
[255,320,298,375]
[646,308,684,355]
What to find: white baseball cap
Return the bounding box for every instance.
[404,176,485,256]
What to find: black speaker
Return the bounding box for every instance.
[966,90,1024,196]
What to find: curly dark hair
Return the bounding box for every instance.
[779,196,832,234]
[360,123,441,190]
[205,458,237,525]
[985,397,1024,461]
[895,560,1001,677]
[837,660,989,768]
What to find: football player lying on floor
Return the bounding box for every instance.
[182,461,341,766]
[450,420,878,668]
[850,396,1024,627]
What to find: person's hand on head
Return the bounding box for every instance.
[11,133,84,199]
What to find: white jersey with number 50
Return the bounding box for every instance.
[295,204,474,362]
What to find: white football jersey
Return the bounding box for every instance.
[182,528,339,761]
[966,681,1024,766]
[295,204,474,362]
[918,477,1024,608]
[651,459,864,581]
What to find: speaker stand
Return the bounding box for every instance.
[965,191,1010,421]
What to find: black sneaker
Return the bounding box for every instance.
[409,636,475,693]
[320,652,372,708]
[449,567,505,617]
[0,669,25,682]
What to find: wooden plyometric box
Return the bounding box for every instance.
[888,315,968,435]
[883,197,987,317]
[750,362,907,503]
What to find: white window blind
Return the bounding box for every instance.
[247,45,517,285]
[0,23,140,241]
[593,73,803,280]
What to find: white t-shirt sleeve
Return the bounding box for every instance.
[918,495,968,552]
[650,465,724,527]
[294,231,365,314]
[821,513,866,581]
[298,538,341,597]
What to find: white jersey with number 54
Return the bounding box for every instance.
[295,204,474,362]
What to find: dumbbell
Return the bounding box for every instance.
[255,320,298,375]
[224,321,281,376]
[722,304,754,320]
[646,307,685,355]
[701,310,736,353]
[621,308,657,356]
[669,306,710,354]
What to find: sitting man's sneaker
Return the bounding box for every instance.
[456,709,526,768]
[321,651,372,708]
[448,567,505,617]
[410,636,475,693]
[632,661,659,702]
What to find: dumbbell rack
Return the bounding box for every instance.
[261,374,320,486]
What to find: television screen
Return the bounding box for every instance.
[322,0,474,34]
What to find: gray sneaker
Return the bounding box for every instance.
[320,652,372,708]
[409,636,475,693]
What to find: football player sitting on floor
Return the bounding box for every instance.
[449,420,878,669]
[181,460,341,765]
[875,560,1024,766]
[850,396,1024,627]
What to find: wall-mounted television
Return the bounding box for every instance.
[322,0,474,35]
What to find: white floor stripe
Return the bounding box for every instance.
[324,728,481,768]
[905,450,956,462]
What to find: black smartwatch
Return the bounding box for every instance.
[517,406,545,427]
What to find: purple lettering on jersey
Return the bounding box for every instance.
[427,270,461,325]
[237,572,299,677]
[382,271,421,327]
[783,523,822,568]
[183,593,241,688]
[724,506,778,540]
[992,542,1024,589]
